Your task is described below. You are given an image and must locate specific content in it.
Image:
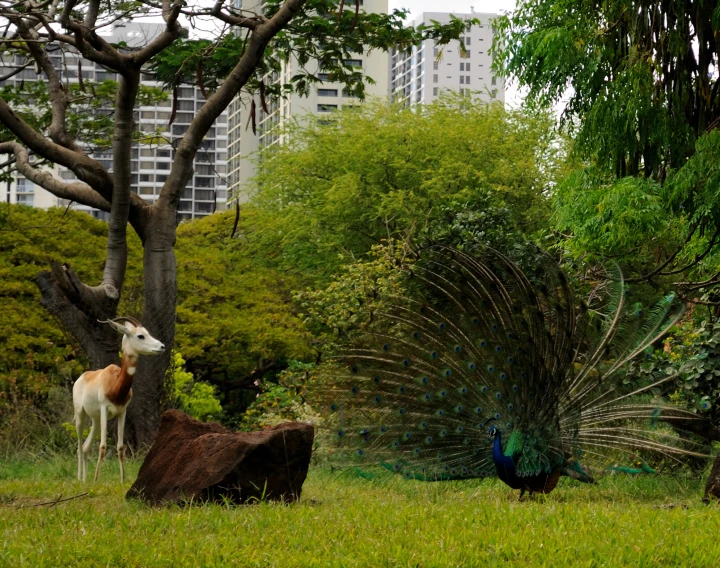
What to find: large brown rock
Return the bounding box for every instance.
[127,410,314,506]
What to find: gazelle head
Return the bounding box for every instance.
[100,317,165,357]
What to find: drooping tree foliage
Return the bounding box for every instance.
[495,2,720,485]
[495,1,720,296]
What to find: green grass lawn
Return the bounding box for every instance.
[1,456,719,567]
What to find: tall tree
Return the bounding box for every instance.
[0,0,471,445]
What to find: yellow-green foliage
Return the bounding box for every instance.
[0,205,143,409]
[0,206,312,420]
[168,352,222,422]
[174,210,313,383]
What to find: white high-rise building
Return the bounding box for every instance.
[390,11,504,106]
[0,23,228,221]
[227,0,392,203]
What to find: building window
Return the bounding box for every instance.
[491,76,497,86]
[433,47,438,57]
[460,76,464,84]
[461,50,471,59]
[318,72,331,81]
[317,104,338,112]
[344,59,362,67]
[433,87,438,96]
[465,37,471,46]
[157,149,171,157]
[491,89,498,98]
[433,74,438,83]
[139,161,154,169]
[141,148,154,157]
[318,88,339,97]
[157,162,171,170]
[459,62,464,71]
[433,61,438,70]
[466,75,470,83]
[17,194,34,205]
[459,88,465,95]
[140,174,153,182]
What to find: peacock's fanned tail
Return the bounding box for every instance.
[316,246,706,482]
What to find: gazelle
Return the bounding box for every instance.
[73,317,165,482]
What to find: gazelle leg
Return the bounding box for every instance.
[93,406,108,483]
[117,410,127,483]
[75,411,85,481]
[81,419,98,482]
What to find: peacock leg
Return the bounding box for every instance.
[518,488,525,501]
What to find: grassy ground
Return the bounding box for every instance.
[1,456,719,567]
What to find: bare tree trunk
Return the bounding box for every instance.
[35,262,121,371]
[124,205,178,448]
[704,454,720,503]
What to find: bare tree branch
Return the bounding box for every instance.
[159,0,308,207]
[0,141,110,210]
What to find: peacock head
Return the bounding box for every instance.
[487,425,499,441]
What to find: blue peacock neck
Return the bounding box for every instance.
[492,430,517,473]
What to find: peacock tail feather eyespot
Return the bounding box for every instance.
[455,405,463,412]
[463,437,472,445]
[423,393,432,401]
[398,385,406,394]
[383,343,391,351]
[499,372,507,380]
[456,425,464,433]
[487,365,495,373]
[439,390,448,397]
[459,386,468,394]
[495,392,502,400]
[412,330,420,339]
[474,406,483,414]
[443,369,452,377]
[454,344,462,353]
[438,322,447,331]
[413,447,421,455]
[436,409,445,417]
[398,407,406,415]
[419,421,428,429]
[471,317,480,325]
[351,365,358,373]
[403,359,411,367]
[380,426,387,433]
[491,324,499,331]
[481,386,488,393]
[468,362,476,370]
[330,403,338,412]
[351,386,359,394]
[356,449,364,456]
[337,430,344,437]
[425,435,433,444]
[479,339,488,348]
[701,400,711,410]
[421,375,429,384]
[373,375,380,383]
[430,350,439,360]
[439,429,448,437]
[507,357,515,365]
[404,432,412,440]
[512,384,519,392]
[392,440,400,448]
[374,395,382,404]
[508,403,514,411]
[495,345,503,353]
[494,413,501,419]
[394,463,401,471]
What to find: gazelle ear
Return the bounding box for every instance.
[99,319,133,335]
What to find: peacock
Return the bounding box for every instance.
[317,246,708,498]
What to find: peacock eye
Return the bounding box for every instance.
[137,334,145,340]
